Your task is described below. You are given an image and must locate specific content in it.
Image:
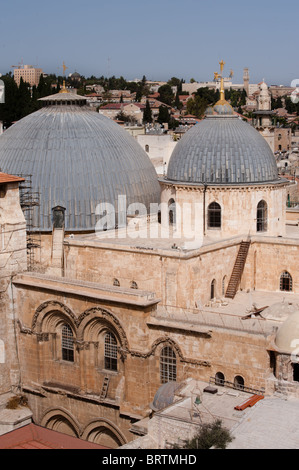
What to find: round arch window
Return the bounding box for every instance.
[280,271,292,291]
[208,202,221,229]
[234,375,244,390]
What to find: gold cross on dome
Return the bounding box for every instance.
[219,60,225,73]
[62,61,68,76]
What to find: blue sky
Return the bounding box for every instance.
[0,0,298,85]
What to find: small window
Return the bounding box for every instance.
[0,184,7,198]
[208,202,221,229]
[293,363,299,382]
[234,375,244,390]
[160,346,177,384]
[168,198,176,225]
[211,279,216,300]
[113,278,120,287]
[145,144,149,152]
[61,324,74,362]
[104,332,118,371]
[130,281,138,289]
[280,271,292,291]
[215,372,225,386]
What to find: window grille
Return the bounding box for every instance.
[160,346,177,384]
[280,271,292,291]
[208,202,221,228]
[104,332,118,371]
[62,324,74,362]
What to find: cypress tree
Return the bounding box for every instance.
[143,100,152,124]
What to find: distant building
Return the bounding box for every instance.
[13,65,43,87]
[99,103,145,125]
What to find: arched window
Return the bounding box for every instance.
[208,202,221,228]
[113,278,120,287]
[145,144,149,153]
[61,324,74,362]
[215,372,225,386]
[211,279,216,300]
[160,346,177,384]
[104,332,118,371]
[280,271,292,291]
[130,281,138,289]
[168,198,176,225]
[234,375,244,390]
[257,200,268,232]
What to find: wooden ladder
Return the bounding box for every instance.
[100,376,110,400]
[225,241,250,299]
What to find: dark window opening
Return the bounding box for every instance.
[280,271,292,291]
[293,363,299,382]
[62,324,74,362]
[168,199,176,225]
[160,346,177,384]
[257,200,268,232]
[211,279,216,300]
[208,202,221,228]
[215,372,225,386]
[104,332,117,371]
[234,375,244,390]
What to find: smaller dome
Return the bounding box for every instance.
[275,310,299,353]
[213,99,234,116]
[150,382,182,412]
[260,81,268,90]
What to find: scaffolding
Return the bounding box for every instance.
[18,174,41,271]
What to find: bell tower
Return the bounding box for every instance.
[243,67,249,96]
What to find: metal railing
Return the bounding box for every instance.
[209,376,265,396]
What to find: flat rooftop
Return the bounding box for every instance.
[124,378,299,449]
[64,221,299,256]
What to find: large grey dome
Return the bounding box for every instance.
[0,102,160,232]
[167,115,279,185]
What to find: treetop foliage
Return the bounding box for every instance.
[172,419,234,450]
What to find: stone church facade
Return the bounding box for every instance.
[1,79,299,448]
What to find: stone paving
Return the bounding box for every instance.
[228,396,299,449]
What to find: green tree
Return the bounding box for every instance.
[172,419,233,449]
[158,84,174,106]
[157,105,170,124]
[186,87,219,118]
[17,78,33,120]
[143,100,152,124]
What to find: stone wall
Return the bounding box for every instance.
[0,182,27,394]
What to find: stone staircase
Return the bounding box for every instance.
[225,241,250,299]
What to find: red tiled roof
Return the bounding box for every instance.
[0,424,110,449]
[0,172,25,184]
